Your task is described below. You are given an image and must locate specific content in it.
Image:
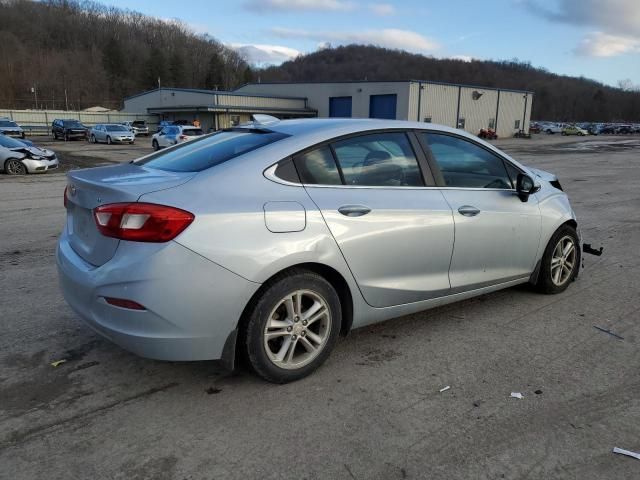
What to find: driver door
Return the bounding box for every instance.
[419,132,541,291]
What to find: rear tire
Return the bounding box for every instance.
[535,224,580,294]
[152,139,159,151]
[243,270,342,383]
[106,136,112,145]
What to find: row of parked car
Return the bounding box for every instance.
[531,121,640,135]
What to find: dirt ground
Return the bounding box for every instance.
[1,133,639,479]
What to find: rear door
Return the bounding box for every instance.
[295,130,454,308]
[418,131,541,291]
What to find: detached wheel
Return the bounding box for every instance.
[5,158,27,175]
[536,224,580,294]
[244,270,342,383]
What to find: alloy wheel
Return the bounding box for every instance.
[6,159,26,175]
[550,235,576,286]
[263,289,331,370]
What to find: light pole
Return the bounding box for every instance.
[31,86,38,109]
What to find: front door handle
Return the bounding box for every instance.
[458,205,481,217]
[338,205,371,217]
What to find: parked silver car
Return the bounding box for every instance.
[122,120,149,136]
[89,124,135,144]
[0,133,58,175]
[57,118,580,382]
[0,118,25,138]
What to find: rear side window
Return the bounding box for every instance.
[137,130,289,172]
[332,132,424,187]
[422,133,512,189]
[294,146,342,185]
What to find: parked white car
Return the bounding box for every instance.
[0,118,25,138]
[151,125,204,150]
[89,124,135,144]
[542,123,562,134]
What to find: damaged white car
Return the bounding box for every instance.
[0,133,59,175]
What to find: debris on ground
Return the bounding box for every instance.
[613,447,640,461]
[205,387,222,395]
[50,359,67,367]
[439,386,451,393]
[593,325,624,340]
[534,389,543,395]
[583,243,604,256]
[510,392,524,399]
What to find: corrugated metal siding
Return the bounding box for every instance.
[496,91,527,138]
[215,94,304,109]
[0,109,159,133]
[459,87,499,135]
[421,83,459,126]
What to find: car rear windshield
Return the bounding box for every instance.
[0,120,18,127]
[106,125,128,132]
[137,129,289,172]
[182,128,203,136]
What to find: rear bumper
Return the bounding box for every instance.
[56,232,260,361]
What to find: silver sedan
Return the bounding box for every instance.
[89,124,135,144]
[57,118,580,383]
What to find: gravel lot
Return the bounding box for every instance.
[1,134,639,479]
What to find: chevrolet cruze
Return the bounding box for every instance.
[57,117,580,383]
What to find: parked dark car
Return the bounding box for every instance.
[615,125,633,134]
[52,119,87,141]
[529,122,541,134]
[600,124,616,134]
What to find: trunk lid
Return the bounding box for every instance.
[65,163,195,266]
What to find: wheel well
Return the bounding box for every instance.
[238,263,354,337]
[563,219,577,230]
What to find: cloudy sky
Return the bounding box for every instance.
[104,0,639,86]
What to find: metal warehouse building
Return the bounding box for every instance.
[236,81,533,138]
[121,88,317,131]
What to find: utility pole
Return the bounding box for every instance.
[31,85,38,109]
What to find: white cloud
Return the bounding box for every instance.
[271,27,439,53]
[451,55,474,62]
[230,44,302,64]
[573,32,640,57]
[244,0,355,12]
[524,0,640,56]
[369,3,395,15]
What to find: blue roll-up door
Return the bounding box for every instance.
[329,96,352,117]
[369,94,397,119]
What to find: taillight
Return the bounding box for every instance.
[104,297,146,310]
[93,203,194,242]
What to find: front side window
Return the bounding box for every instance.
[0,120,18,128]
[137,129,289,172]
[332,132,424,187]
[422,132,512,189]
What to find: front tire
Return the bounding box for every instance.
[5,158,27,175]
[106,136,112,145]
[535,224,580,294]
[152,139,159,151]
[244,270,342,383]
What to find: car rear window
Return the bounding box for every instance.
[137,129,289,172]
[182,128,203,136]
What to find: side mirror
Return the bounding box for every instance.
[516,173,536,202]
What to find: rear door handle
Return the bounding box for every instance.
[338,205,371,217]
[458,205,481,217]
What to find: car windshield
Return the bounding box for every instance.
[137,129,289,172]
[0,120,18,127]
[0,134,26,148]
[106,125,128,132]
[182,129,203,136]
[63,121,84,128]
[132,121,146,126]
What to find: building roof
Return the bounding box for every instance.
[123,87,308,102]
[235,80,534,95]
